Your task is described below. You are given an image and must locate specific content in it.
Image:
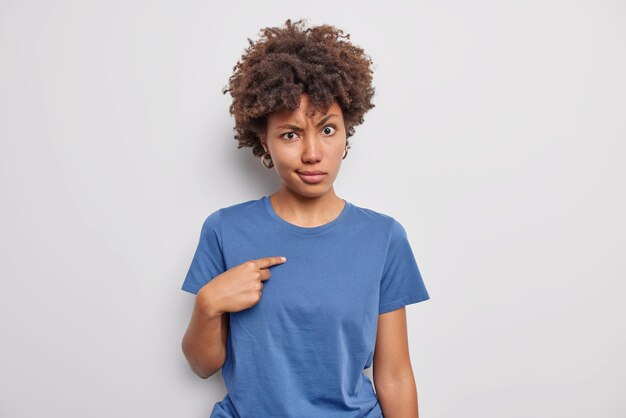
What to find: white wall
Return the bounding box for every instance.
[1,1,624,417]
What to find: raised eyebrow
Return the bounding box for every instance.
[315,114,337,128]
[275,114,338,131]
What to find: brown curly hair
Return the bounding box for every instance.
[222,18,376,158]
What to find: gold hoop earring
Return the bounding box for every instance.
[261,152,274,169]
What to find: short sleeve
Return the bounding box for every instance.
[181,209,226,295]
[378,219,430,313]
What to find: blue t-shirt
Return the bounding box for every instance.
[181,195,430,418]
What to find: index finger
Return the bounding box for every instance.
[255,256,287,269]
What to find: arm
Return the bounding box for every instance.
[373,306,420,418]
[181,256,286,379]
[181,286,229,379]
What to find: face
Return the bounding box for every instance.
[262,93,347,199]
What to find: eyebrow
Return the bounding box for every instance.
[275,114,338,131]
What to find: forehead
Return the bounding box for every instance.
[267,94,343,124]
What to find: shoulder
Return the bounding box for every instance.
[348,200,401,232]
[201,196,265,230]
[348,201,413,250]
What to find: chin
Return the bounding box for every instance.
[285,182,332,199]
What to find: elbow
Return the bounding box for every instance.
[196,355,226,379]
[185,354,221,380]
[181,338,225,379]
[193,365,218,380]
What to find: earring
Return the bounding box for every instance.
[342,142,350,160]
[262,151,274,168]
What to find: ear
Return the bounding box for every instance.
[260,139,268,153]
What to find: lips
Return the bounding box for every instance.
[297,170,326,175]
[297,170,327,184]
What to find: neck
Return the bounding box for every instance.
[269,187,345,228]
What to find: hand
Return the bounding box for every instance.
[198,256,287,316]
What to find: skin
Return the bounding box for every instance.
[261,93,347,226]
[374,307,421,417]
[262,93,422,417]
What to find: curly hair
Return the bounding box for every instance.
[222,18,376,158]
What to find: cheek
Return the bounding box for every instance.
[332,140,347,158]
[272,147,299,166]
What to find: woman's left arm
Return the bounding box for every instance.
[373,307,420,418]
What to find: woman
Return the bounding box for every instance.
[181,19,430,418]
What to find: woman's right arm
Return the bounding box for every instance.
[181,287,229,379]
[181,256,286,378]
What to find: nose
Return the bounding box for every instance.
[301,130,322,164]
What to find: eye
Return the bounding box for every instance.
[322,125,337,136]
[280,131,300,141]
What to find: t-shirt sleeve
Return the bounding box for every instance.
[181,209,227,295]
[378,218,430,314]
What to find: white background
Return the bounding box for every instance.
[1,1,624,417]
